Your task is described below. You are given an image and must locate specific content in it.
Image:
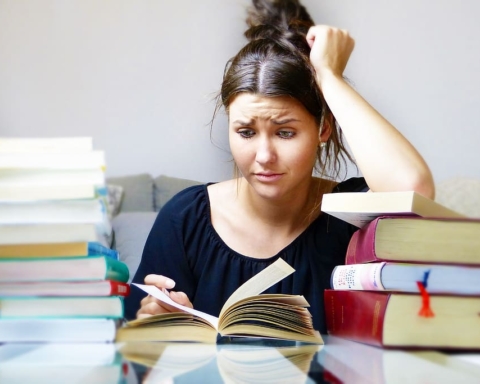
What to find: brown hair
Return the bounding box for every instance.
[213,0,355,181]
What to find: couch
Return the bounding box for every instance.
[106,174,480,283]
[105,173,201,282]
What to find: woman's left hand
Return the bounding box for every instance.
[306,25,355,84]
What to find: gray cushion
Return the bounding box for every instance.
[106,173,154,213]
[112,212,157,282]
[154,175,201,212]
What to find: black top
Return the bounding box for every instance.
[125,177,368,333]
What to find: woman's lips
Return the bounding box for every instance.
[254,173,283,182]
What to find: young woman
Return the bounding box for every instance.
[124,0,434,333]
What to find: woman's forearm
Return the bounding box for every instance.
[320,72,435,198]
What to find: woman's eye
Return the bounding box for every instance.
[278,131,295,139]
[238,129,255,139]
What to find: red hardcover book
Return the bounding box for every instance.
[0,280,130,297]
[345,216,480,265]
[324,289,480,350]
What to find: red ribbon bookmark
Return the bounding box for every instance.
[416,281,435,318]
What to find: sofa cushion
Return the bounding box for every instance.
[154,175,202,212]
[111,212,158,282]
[106,173,154,213]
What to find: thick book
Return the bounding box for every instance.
[345,216,480,265]
[0,280,130,297]
[0,137,93,153]
[321,191,464,228]
[0,150,105,170]
[324,290,480,350]
[116,258,323,344]
[331,262,480,295]
[0,183,96,201]
[0,199,107,224]
[0,342,123,383]
[0,241,118,259]
[0,296,123,319]
[0,255,129,283]
[0,223,98,245]
[0,318,119,342]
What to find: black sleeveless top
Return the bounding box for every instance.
[125,177,368,333]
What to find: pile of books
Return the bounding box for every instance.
[0,137,129,343]
[321,191,480,350]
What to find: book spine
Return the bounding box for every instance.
[331,263,386,290]
[104,257,130,283]
[324,290,389,347]
[345,218,381,265]
[88,242,119,260]
[108,281,130,297]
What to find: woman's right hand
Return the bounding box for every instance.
[136,274,193,319]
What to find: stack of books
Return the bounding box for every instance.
[321,191,480,350]
[0,137,129,343]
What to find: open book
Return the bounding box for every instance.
[116,258,323,344]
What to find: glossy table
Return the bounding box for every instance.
[1,336,479,383]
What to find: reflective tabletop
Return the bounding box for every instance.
[1,336,479,383]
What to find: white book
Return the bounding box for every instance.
[0,137,93,153]
[321,191,464,228]
[0,223,98,245]
[0,199,106,225]
[0,184,96,201]
[0,319,117,342]
[0,150,105,170]
[0,168,105,186]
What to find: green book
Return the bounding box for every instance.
[0,255,129,283]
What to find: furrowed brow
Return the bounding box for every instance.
[271,118,300,125]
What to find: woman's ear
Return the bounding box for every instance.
[319,112,333,144]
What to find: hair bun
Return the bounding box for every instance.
[245,0,314,42]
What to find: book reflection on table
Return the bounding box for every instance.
[119,341,322,383]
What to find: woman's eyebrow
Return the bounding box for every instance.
[271,118,300,125]
[232,119,253,126]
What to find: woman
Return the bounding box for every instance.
[124,0,434,333]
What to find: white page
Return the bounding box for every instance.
[133,284,219,329]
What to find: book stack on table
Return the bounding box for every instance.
[0,137,129,343]
[321,191,480,350]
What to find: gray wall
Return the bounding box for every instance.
[1,0,479,183]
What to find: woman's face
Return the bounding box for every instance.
[229,93,321,201]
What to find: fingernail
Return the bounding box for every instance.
[165,278,175,288]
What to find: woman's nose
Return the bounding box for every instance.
[255,138,277,164]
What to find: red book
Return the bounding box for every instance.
[345,216,480,265]
[324,289,480,350]
[0,280,130,297]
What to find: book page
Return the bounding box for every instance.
[219,258,295,318]
[133,284,220,329]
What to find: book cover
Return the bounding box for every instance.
[321,191,464,228]
[0,223,98,245]
[0,296,124,319]
[0,280,130,297]
[331,262,480,295]
[324,290,480,349]
[0,241,118,259]
[345,216,480,265]
[0,137,93,153]
[116,258,323,344]
[0,318,119,342]
[0,255,129,283]
[0,150,105,170]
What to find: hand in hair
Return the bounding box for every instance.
[306,25,355,85]
[136,274,193,319]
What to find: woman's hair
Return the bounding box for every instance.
[214,0,355,180]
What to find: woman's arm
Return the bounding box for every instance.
[307,26,435,198]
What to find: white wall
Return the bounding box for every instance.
[0,0,479,183]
